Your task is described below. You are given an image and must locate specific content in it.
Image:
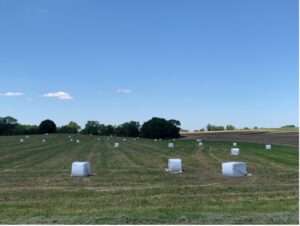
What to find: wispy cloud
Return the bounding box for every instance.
[0,92,24,96]
[116,88,133,94]
[43,91,73,100]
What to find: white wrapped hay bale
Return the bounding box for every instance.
[231,148,240,156]
[97,138,100,141]
[173,138,176,141]
[42,139,46,143]
[123,138,127,142]
[159,138,162,141]
[222,162,248,177]
[233,142,237,147]
[198,142,203,146]
[26,135,29,139]
[168,143,174,148]
[114,143,120,148]
[154,139,158,142]
[68,135,72,138]
[76,139,80,143]
[70,138,73,142]
[71,162,91,177]
[20,139,24,143]
[265,144,272,150]
[167,159,182,173]
[45,133,48,136]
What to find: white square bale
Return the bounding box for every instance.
[222,162,247,177]
[168,159,182,173]
[266,144,272,150]
[114,143,120,148]
[231,148,240,156]
[71,162,91,177]
[168,143,174,148]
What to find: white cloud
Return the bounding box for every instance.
[0,92,24,96]
[43,91,73,100]
[116,88,133,94]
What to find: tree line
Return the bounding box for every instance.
[0,116,181,139]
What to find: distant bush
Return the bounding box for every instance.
[281,125,296,128]
[226,125,235,130]
[15,124,39,135]
[207,124,225,131]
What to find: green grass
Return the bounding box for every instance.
[0,134,298,224]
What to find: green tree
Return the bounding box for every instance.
[226,125,235,130]
[58,121,81,133]
[105,125,115,135]
[140,117,181,139]
[207,124,225,131]
[39,119,57,133]
[81,121,102,135]
[0,116,18,135]
[115,121,140,137]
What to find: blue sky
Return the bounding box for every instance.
[0,0,298,130]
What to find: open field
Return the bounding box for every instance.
[181,130,299,147]
[0,134,298,224]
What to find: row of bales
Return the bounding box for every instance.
[16,134,272,178]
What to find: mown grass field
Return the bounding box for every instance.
[0,134,298,224]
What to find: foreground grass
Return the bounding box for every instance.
[0,134,298,224]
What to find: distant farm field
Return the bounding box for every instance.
[0,134,298,224]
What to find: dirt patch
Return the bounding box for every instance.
[181,131,299,147]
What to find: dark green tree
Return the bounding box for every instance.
[39,119,57,133]
[58,121,81,133]
[115,121,140,137]
[226,125,235,130]
[0,116,18,135]
[140,117,181,139]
